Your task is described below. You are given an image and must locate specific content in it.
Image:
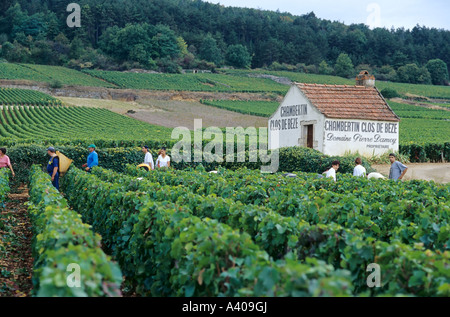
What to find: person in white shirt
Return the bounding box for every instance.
[324,160,340,182]
[353,157,367,177]
[156,147,171,168]
[142,146,154,170]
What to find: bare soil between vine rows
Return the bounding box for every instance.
[372,163,450,183]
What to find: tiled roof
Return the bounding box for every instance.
[296,83,400,122]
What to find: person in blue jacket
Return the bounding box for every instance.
[82,144,98,172]
[46,147,59,190]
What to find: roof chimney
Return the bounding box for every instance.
[356,70,375,87]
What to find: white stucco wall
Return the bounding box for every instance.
[268,85,400,156]
[268,86,325,151]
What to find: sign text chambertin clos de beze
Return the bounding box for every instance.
[324,119,398,150]
[269,104,307,131]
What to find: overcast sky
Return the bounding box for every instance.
[205,0,450,30]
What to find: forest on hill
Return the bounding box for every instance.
[0,0,448,85]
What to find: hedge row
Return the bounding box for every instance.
[2,139,448,166]
[0,168,10,206]
[0,138,177,149]
[62,167,354,297]
[109,165,450,253]
[168,146,375,174]
[5,144,374,183]
[66,167,450,296]
[6,145,146,183]
[122,165,449,247]
[400,142,450,163]
[27,165,123,297]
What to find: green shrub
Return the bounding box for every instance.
[49,80,63,89]
[62,166,450,296]
[400,142,450,163]
[0,168,10,206]
[381,88,400,99]
[62,167,354,296]
[7,145,375,184]
[28,165,123,297]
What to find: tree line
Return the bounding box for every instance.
[0,0,448,85]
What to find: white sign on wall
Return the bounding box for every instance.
[323,118,399,156]
[269,104,307,132]
[268,104,307,150]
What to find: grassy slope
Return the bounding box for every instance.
[200,100,279,117]
[84,69,288,93]
[0,105,174,142]
[0,63,449,146]
[0,63,115,88]
[1,62,449,99]
[223,69,450,100]
[0,87,61,105]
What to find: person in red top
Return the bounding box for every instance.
[0,148,15,178]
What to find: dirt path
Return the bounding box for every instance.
[0,185,33,297]
[59,97,147,115]
[391,97,450,111]
[128,99,268,129]
[372,163,450,183]
[62,97,268,129]
[1,80,280,102]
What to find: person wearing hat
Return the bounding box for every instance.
[142,146,154,170]
[46,147,59,190]
[82,144,98,172]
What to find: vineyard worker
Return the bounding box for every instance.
[156,147,170,168]
[353,157,367,177]
[82,144,98,172]
[325,160,340,182]
[46,147,59,190]
[142,146,155,170]
[0,148,15,178]
[388,153,408,181]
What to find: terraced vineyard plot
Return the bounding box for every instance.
[399,118,450,144]
[384,102,450,145]
[376,81,450,99]
[223,69,355,85]
[0,105,173,144]
[0,63,51,82]
[388,101,450,120]
[223,69,450,99]
[0,88,62,106]
[21,64,116,88]
[200,100,279,117]
[84,70,288,93]
[2,62,449,99]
